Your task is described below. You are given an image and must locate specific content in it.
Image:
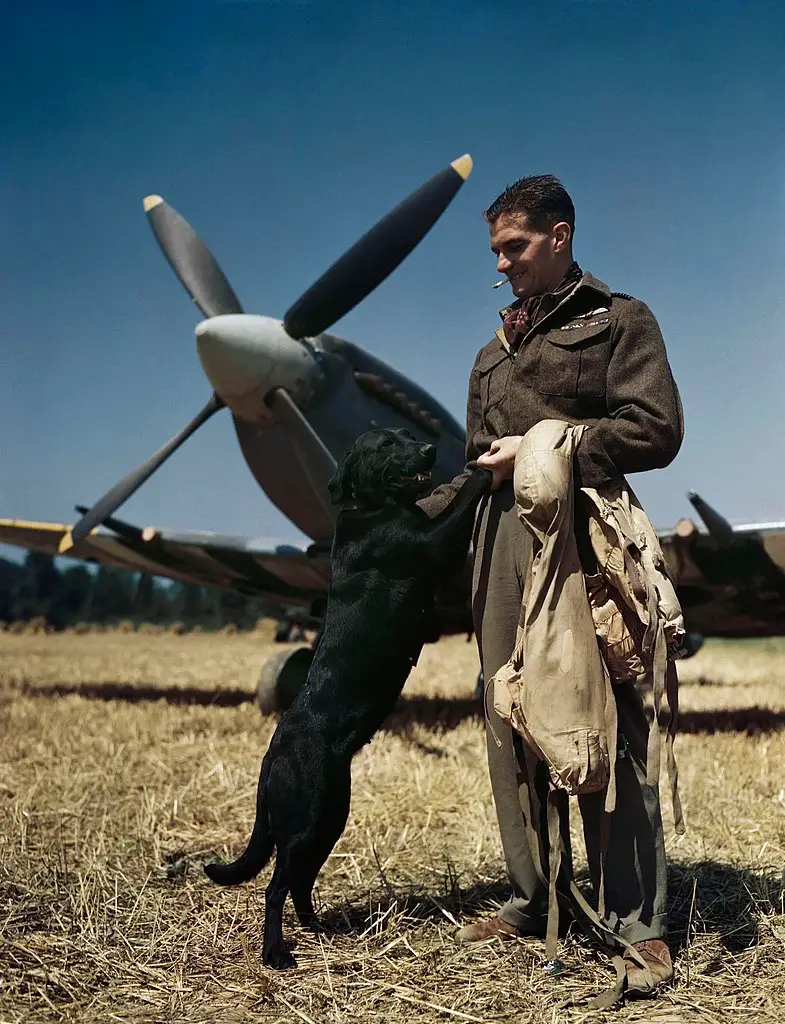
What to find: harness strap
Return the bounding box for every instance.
[666,659,685,834]
[545,792,562,960]
[645,621,666,788]
[588,955,628,1009]
[484,673,504,749]
[644,619,685,831]
[519,762,653,1006]
[603,664,618,815]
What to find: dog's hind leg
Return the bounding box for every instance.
[290,880,320,931]
[288,840,336,931]
[261,754,321,964]
[289,762,352,932]
[262,859,296,970]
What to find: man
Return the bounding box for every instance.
[420,175,683,992]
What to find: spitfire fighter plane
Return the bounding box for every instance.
[3,154,785,709]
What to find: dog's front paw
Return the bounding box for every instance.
[264,946,297,970]
[474,466,494,491]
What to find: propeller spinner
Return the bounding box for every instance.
[60,154,473,553]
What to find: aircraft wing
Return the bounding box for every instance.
[659,505,785,639]
[6,494,784,642]
[0,517,331,622]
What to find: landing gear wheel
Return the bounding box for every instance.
[274,622,308,643]
[256,646,314,714]
[274,621,292,643]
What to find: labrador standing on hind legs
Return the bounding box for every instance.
[205,427,492,969]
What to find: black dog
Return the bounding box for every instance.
[204,428,491,968]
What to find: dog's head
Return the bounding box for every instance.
[328,428,436,509]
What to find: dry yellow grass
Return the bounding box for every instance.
[2,631,785,1022]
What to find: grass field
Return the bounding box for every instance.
[2,630,785,1023]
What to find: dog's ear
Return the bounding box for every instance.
[328,450,356,505]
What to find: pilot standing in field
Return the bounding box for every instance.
[419,175,683,992]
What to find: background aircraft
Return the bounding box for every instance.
[3,155,784,710]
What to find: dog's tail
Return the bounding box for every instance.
[204,766,275,886]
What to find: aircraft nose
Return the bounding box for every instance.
[196,314,320,422]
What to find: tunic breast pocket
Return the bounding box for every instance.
[477,346,511,413]
[536,318,612,398]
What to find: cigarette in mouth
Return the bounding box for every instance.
[492,279,507,289]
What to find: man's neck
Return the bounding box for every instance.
[501,259,583,346]
[538,256,577,296]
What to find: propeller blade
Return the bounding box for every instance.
[267,388,338,534]
[144,196,244,318]
[74,506,144,542]
[60,393,226,554]
[283,154,473,340]
[688,491,734,545]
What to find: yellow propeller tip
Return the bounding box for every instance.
[143,194,164,212]
[58,531,75,555]
[450,154,473,180]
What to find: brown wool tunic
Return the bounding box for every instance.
[420,272,683,517]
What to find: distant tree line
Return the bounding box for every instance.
[0,552,272,631]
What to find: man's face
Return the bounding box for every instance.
[489,211,571,299]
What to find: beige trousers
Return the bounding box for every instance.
[472,483,668,943]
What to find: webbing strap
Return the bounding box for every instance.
[613,512,649,611]
[483,673,504,749]
[588,955,627,1009]
[666,660,685,834]
[524,777,653,1006]
[603,665,618,815]
[545,794,561,960]
[646,621,667,787]
[645,621,685,832]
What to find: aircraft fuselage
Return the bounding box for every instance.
[195,313,466,542]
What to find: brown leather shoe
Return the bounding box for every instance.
[624,938,673,993]
[454,915,526,944]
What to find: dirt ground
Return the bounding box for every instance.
[2,630,785,1023]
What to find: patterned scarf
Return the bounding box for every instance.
[502,260,583,348]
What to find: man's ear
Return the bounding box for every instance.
[328,451,355,504]
[552,220,572,253]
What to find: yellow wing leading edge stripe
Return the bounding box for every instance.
[58,530,75,554]
[0,518,70,534]
[0,518,99,554]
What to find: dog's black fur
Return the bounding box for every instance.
[204,428,491,968]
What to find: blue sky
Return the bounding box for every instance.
[3,0,784,565]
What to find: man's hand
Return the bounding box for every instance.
[476,435,524,490]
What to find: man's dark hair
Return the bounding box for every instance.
[484,174,575,235]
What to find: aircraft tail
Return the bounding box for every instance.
[204,774,274,886]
